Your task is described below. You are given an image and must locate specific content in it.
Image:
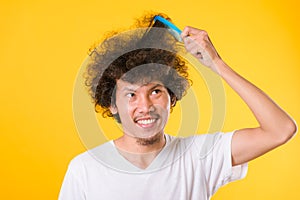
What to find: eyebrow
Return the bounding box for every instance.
[149,83,164,91]
[121,87,136,92]
[121,83,164,92]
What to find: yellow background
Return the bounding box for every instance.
[1,0,300,199]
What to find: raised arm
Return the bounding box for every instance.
[181,26,297,166]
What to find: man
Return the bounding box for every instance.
[59,14,296,199]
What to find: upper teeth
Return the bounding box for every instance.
[137,119,155,125]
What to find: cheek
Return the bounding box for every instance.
[164,94,172,107]
[156,95,171,110]
[116,100,135,117]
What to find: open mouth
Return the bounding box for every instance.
[135,118,157,128]
[137,118,156,125]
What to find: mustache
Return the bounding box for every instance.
[133,112,160,121]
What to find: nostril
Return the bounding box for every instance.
[149,106,155,112]
[137,99,154,114]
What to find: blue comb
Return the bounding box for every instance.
[153,16,182,42]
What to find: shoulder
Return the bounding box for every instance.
[192,131,234,147]
[171,131,235,159]
[67,141,114,170]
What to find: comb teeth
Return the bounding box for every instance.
[153,16,182,42]
[167,28,183,42]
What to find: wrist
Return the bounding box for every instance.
[211,58,228,76]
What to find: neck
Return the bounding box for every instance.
[114,133,166,169]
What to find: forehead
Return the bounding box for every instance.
[119,63,173,86]
[116,79,166,91]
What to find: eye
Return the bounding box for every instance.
[126,93,135,98]
[151,89,161,95]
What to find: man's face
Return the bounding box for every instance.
[111,79,171,139]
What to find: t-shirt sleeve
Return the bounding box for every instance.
[58,157,86,200]
[200,131,248,196]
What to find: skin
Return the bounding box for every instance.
[110,80,171,168]
[110,26,297,169]
[181,26,297,166]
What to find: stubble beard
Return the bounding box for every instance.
[135,132,163,146]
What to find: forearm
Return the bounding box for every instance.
[214,58,296,142]
[181,26,297,164]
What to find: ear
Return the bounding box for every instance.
[171,96,177,107]
[109,105,118,115]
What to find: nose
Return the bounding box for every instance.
[136,94,154,114]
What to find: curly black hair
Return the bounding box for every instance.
[84,12,191,123]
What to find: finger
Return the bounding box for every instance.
[185,41,205,59]
[180,26,190,38]
[184,39,200,52]
[181,26,196,37]
[195,51,204,59]
[183,36,196,47]
[189,47,202,56]
[185,44,198,54]
[183,35,201,47]
[189,49,204,60]
[181,26,200,39]
[181,26,206,38]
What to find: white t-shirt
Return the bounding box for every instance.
[59,131,248,200]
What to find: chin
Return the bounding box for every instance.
[135,132,163,146]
